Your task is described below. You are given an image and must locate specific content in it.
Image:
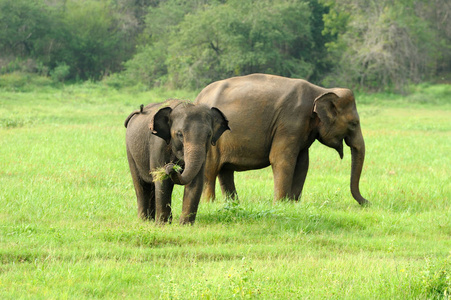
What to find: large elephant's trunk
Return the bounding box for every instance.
[345,126,370,206]
[171,144,205,185]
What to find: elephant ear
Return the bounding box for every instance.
[149,107,172,144]
[210,107,230,146]
[313,92,340,125]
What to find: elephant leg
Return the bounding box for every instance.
[218,169,238,200]
[202,176,216,202]
[128,156,155,220]
[154,179,174,224]
[271,162,296,201]
[180,166,205,225]
[270,137,300,201]
[202,160,218,202]
[291,148,309,200]
[135,181,155,220]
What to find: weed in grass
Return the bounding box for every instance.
[0,116,34,128]
[419,254,451,297]
[226,258,261,298]
[206,197,281,224]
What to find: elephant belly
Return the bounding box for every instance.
[218,137,271,171]
[222,160,269,172]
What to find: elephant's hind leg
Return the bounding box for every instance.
[202,163,219,202]
[134,180,155,220]
[128,156,155,220]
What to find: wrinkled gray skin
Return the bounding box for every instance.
[125,100,230,224]
[195,73,369,206]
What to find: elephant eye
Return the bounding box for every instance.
[176,131,183,139]
[349,120,359,130]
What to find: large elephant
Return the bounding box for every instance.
[195,73,369,206]
[124,100,230,224]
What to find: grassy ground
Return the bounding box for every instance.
[0,82,450,299]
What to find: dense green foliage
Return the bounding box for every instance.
[124,0,332,89]
[1,0,449,90]
[0,0,152,80]
[0,83,450,298]
[321,0,451,91]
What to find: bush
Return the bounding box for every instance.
[420,255,451,298]
[0,72,52,91]
[50,62,70,83]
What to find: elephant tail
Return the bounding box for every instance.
[124,104,144,128]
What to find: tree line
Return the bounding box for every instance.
[0,0,449,91]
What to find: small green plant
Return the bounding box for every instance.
[421,255,451,297]
[50,62,70,83]
[227,259,261,298]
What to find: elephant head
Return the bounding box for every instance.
[313,89,369,206]
[150,103,230,185]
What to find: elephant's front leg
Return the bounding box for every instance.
[271,161,296,201]
[291,148,309,200]
[270,137,300,201]
[154,179,174,224]
[218,169,238,200]
[180,166,205,224]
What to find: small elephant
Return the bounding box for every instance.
[124,100,230,224]
[195,73,369,205]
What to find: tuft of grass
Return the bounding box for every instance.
[418,254,451,297]
[0,72,53,92]
[150,164,183,182]
[0,116,35,128]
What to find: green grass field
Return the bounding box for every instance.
[1,82,450,299]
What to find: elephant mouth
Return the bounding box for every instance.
[317,137,344,159]
[336,142,344,159]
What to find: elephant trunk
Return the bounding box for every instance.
[172,144,205,185]
[345,127,370,206]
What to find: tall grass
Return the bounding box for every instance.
[0,82,450,299]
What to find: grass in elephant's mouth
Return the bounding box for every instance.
[150,164,183,182]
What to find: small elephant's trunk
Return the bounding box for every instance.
[345,126,370,206]
[171,144,205,186]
